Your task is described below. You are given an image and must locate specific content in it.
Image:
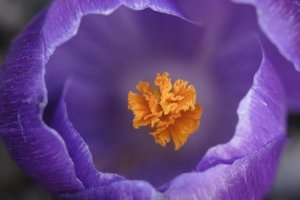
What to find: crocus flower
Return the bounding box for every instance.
[0,0,299,199]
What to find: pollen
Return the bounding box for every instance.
[128,72,203,150]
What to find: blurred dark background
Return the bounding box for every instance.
[0,0,299,199]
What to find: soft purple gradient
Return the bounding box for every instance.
[231,0,300,112]
[163,54,286,199]
[0,0,293,199]
[45,3,264,186]
[232,0,300,72]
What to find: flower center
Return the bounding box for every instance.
[128,72,202,150]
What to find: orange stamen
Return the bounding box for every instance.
[128,72,203,150]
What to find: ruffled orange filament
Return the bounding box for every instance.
[128,72,202,150]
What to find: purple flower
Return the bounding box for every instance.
[0,0,299,199]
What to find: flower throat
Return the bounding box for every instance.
[128,72,202,150]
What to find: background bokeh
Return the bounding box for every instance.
[0,0,299,199]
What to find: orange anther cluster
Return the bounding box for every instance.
[128,72,202,150]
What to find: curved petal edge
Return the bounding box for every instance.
[164,52,286,199]
[0,0,196,195]
[232,0,300,72]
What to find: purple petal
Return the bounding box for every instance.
[44,2,264,186]
[0,15,84,193]
[48,81,124,188]
[45,6,204,186]
[0,0,191,194]
[261,34,300,113]
[43,0,191,60]
[198,54,286,170]
[0,0,288,198]
[232,0,300,72]
[165,139,284,199]
[164,54,286,199]
[57,180,163,200]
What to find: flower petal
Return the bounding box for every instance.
[198,53,286,170]
[232,0,300,71]
[0,0,288,198]
[0,17,84,193]
[164,53,286,199]
[48,81,125,188]
[0,0,195,195]
[44,4,203,186]
[261,34,300,113]
[43,0,191,60]
[45,1,270,187]
[165,139,284,199]
[57,180,163,200]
